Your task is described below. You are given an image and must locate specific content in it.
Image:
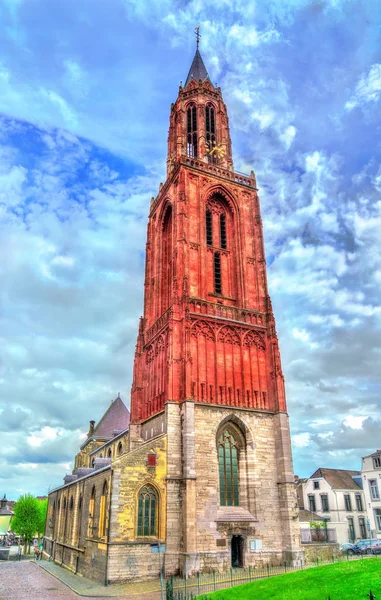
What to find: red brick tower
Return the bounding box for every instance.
[130,47,286,424]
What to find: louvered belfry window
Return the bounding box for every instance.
[214,252,222,294]
[137,486,157,537]
[205,103,216,163]
[206,209,213,246]
[220,213,227,249]
[187,104,197,158]
[218,429,239,506]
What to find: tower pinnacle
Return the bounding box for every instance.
[184,27,213,88]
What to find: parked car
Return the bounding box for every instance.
[347,539,378,555]
[369,540,381,555]
[340,543,355,553]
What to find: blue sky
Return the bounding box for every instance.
[0,0,380,499]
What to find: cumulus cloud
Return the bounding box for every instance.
[0,0,380,498]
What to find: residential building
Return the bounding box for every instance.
[44,41,302,584]
[300,468,367,544]
[0,495,13,539]
[361,450,381,539]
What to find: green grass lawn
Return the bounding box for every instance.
[198,558,381,600]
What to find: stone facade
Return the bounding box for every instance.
[44,44,302,584]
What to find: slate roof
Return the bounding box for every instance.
[184,49,212,88]
[92,395,130,438]
[310,468,362,490]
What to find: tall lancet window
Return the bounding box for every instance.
[161,206,173,312]
[205,103,216,163]
[187,104,197,158]
[137,486,158,537]
[218,428,239,506]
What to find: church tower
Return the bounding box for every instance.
[43,39,302,584]
[129,39,302,575]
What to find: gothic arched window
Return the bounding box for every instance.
[218,429,239,506]
[99,481,108,538]
[107,448,112,458]
[161,206,173,312]
[206,194,235,298]
[137,486,158,537]
[205,103,216,163]
[77,495,83,541]
[88,486,95,537]
[117,441,123,456]
[187,103,197,158]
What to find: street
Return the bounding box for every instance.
[0,562,115,600]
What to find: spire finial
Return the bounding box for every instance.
[195,25,201,49]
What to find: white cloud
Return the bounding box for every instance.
[293,433,311,448]
[343,415,367,430]
[345,63,381,110]
[27,427,59,448]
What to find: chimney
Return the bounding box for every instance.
[88,420,95,437]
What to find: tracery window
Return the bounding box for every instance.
[205,194,234,297]
[218,429,239,506]
[205,103,216,163]
[137,486,157,537]
[187,104,197,158]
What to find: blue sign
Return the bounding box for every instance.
[151,544,166,553]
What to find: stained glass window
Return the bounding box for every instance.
[218,429,239,506]
[137,486,157,537]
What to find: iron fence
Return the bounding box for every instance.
[165,553,381,600]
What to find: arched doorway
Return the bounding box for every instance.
[231,535,244,568]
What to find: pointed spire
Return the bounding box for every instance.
[184,26,213,88]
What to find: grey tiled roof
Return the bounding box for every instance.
[185,49,212,88]
[310,468,362,490]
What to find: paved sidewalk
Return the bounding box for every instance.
[38,560,164,598]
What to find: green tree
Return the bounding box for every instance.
[36,498,48,541]
[10,494,40,553]
[310,520,327,542]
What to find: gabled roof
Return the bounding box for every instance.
[184,48,213,88]
[93,395,130,438]
[311,468,362,490]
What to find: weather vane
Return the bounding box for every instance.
[195,25,201,48]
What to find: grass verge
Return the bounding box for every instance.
[198,558,381,600]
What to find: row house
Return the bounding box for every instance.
[298,468,367,544]
[361,450,381,538]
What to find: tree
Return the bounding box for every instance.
[310,520,328,542]
[10,494,40,553]
[36,498,48,541]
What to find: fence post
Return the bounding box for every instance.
[249,565,252,581]
[284,561,287,573]
[213,571,216,591]
[197,572,200,596]
[184,574,187,596]
[230,567,233,587]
